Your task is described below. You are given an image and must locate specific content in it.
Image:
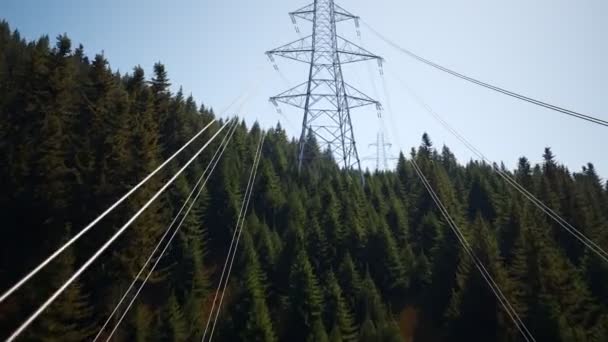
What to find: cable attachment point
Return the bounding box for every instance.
[377,59,384,75]
[376,103,383,118]
[266,53,279,71]
[270,99,283,114]
[354,17,361,38]
[290,14,301,34]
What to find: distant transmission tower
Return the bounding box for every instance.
[369,131,392,171]
[267,0,383,174]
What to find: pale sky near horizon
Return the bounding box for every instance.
[2,0,607,177]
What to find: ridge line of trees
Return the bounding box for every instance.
[1,21,607,341]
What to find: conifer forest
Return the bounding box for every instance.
[1,21,608,341]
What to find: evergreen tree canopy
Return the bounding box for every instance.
[1,22,607,342]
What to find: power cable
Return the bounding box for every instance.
[93,119,239,341]
[201,133,265,342]
[0,86,255,305]
[0,119,216,304]
[208,133,265,342]
[409,158,535,342]
[362,20,608,128]
[6,119,233,342]
[393,74,608,264]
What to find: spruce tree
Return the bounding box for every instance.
[323,271,358,341]
[164,292,188,341]
[2,23,608,342]
[358,317,377,341]
[307,318,329,342]
[337,252,362,308]
[25,226,93,341]
[287,248,323,340]
[444,216,519,341]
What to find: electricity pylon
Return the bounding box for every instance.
[267,0,383,175]
[369,131,392,171]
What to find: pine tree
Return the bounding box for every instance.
[356,272,388,328]
[444,216,519,341]
[510,203,604,341]
[33,34,78,212]
[164,292,188,341]
[328,323,342,342]
[25,226,93,341]
[307,318,329,342]
[230,231,277,341]
[307,216,330,272]
[320,186,346,261]
[337,252,362,308]
[467,174,497,221]
[323,271,358,341]
[411,251,432,294]
[130,304,156,342]
[368,222,408,302]
[377,319,403,342]
[515,157,533,189]
[256,159,286,229]
[178,192,211,338]
[358,317,377,341]
[2,23,608,342]
[287,248,323,340]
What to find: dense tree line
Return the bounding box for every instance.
[1,21,607,341]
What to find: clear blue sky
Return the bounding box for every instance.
[2,0,607,176]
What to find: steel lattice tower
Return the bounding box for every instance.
[369,131,392,171]
[267,0,382,173]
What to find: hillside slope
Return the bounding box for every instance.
[1,22,608,341]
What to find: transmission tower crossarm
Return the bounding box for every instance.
[336,36,383,63]
[290,2,359,23]
[271,81,380,111]
[268,0,381,177]
[289,3,315,20]
[267,36,381,65]
[266,36,313,64]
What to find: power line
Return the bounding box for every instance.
[394,75,608,264]
[0,119,215,304]
[409,158,535,342]
[209,133,265,342]
[0,85,256,306]
[362,20,608,128]
[204,133,265,342]
[93,119,240,341]
[6,119,234,342]
[103,120,240,341]
[202,133,265,342]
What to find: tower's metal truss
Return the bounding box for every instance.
[267,0,383,172]
[369,131,392,171]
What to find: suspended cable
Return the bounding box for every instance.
[372,65,534,337]
[6,119,234,342]
[0,119,215,304]
[102,120,240,341]
[208,134,265,342]
[202,133,265,342]
[93,119,239,341]
[0,87,257,306]
[361,20,608,128]
[409,158,535,342]
[202,136,265,341]
[393,74,608,264]
[98,88,254,340]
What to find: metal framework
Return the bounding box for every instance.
[268,0,382,173]
[369,131,392,171]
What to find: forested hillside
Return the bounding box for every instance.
[1,21,608,341]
